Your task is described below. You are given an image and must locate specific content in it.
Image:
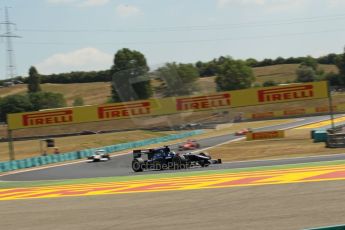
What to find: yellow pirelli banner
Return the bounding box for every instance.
[7,81,329,130]
[231,81,328,107]
[7,99,176,130]
[172,81,328,111]
[246,130,285,141]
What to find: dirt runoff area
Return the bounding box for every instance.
[208,128,345,162]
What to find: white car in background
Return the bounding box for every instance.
[87,149,111,162]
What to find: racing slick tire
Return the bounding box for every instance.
[132,158,144,172]
[173,155,187,170]
[198,160,210,167]
[199,152,211,167]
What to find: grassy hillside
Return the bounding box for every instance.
[0,82,111,106]
[253,64,338,84]
[0,64,338,106]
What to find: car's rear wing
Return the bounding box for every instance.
[133,147,171,159]
[133,149,154,158]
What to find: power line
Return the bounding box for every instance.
[17,13,345,33]
[0,7,21,81]
[14,27,345,46]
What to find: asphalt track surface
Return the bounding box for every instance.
[2,115,345,181]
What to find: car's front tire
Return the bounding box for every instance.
[199,160,210,167]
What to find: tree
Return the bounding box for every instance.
[257,58,273,67]
[215,58,255,91]
[110,48,151,102]
[0,95,33,122]
[245,58,258,67]
[0,97,2,119]
[273,57,286,65]
[325,72,343,88]
[336,47,345,87]
[318,53,338,65]
[263,80,278,87]
[295,66,316,83]
[73,96,84,106]
[28,92,66,111]
[196,60,217,77]
[301,56,318,71]
[285,57,302,64]
[156,63,199,97]
[295,55,324,83]
[27,66,41,93]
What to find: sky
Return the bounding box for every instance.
[0,0,345,79]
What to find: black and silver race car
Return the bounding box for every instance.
[131,146,221,172]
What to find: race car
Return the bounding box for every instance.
[235,128,252,136]
[131,146,222,172]
[87,149,111,162]
[178,139,200,151]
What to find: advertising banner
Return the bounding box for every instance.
[246,130,285,141]
[283,108,306,116]
[175,93,231,112]
[315,105,337,113]
[7,81,329,130]
[230,81,328,107]
[251,112,275,119]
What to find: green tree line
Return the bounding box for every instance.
[196,53,342,77]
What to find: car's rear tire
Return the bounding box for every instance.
[132,158,144,172]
